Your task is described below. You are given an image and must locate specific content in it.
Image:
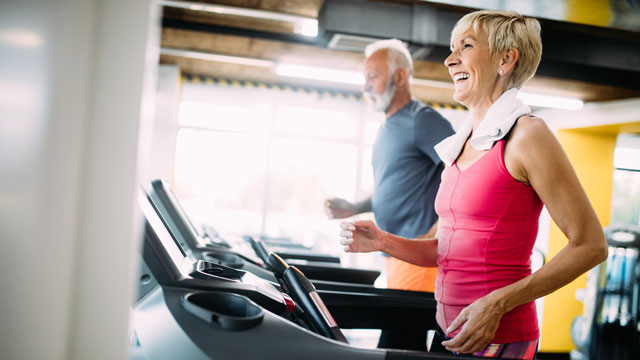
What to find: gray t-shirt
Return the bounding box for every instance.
[371,100,454,238]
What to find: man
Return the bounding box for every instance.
[325,39,454,350]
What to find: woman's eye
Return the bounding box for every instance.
[463,43,472,49]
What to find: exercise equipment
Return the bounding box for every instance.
[148,179,380,285]
[571,223,640,360]
[130,187,454,359]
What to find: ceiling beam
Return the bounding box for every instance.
[161,28,640,103]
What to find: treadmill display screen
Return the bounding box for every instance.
[139,192,188,268]
[153,180,204,240]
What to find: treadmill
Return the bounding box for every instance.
[132,190,457,359]
[200,221,341,264]
[148,179,380,285]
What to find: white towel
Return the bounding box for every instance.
[434,88,531,166]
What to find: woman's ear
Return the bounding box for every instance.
[499,48,519,75]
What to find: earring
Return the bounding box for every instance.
[499,69,504,76]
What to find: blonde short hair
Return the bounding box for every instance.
[451,10,542,89]
[365,39,414,78]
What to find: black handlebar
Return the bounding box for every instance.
[284,266,348,343]
[268,253,347,343]
[268,252,289,278]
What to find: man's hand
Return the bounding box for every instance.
[325,198,357,219]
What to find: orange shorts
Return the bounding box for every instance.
[385,256,437,292]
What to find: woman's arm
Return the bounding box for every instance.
[340,220,439,267]
[442,116,608,354]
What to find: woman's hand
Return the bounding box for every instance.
[339,220,386,253]
[441,294,506,354]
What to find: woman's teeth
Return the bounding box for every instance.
[454,73,469,81]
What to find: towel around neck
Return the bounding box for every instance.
[434,88,531,166]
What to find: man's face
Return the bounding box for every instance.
[362,50,395,113]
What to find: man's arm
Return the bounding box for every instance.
[353,198,372,214]
[417,220,438,239]
[325,197,372,219]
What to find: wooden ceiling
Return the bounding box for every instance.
[159,0,640,106]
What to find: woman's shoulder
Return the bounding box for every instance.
[508,115,555,150]
[504,115,557,183]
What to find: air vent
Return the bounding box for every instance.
[327,34,382,52]
[318,0,451,56]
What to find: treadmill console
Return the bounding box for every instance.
[138,191,287,314]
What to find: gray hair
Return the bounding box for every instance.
[365,39,414,78]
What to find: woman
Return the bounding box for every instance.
[339,10,608,359]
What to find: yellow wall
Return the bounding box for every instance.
[566,0,611,27]
[539,128,615,351]
[540,123,640,352]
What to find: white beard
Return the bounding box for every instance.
[363,80,395,113]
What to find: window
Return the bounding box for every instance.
[174,81,384,253]
[174,128,268,234]
[172,79,465,272]
[610,134,640,226]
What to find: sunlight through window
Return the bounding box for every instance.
[172,80,464,268]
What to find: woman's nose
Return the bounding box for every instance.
[444,52,457,67]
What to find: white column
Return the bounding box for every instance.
[147,65,182,185]
[0,1,160,359]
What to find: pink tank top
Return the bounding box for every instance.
[434,139,541,343]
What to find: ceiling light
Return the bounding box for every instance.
[294,19,319,37]
[160,47,274,68]
[275,64,365,85]
[161,0,318,37]
[412,78,454,89]
[517,92,584,110]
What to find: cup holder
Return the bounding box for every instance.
[202,251,244,268]
[181,291,264,331]
[190,260,246,282]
